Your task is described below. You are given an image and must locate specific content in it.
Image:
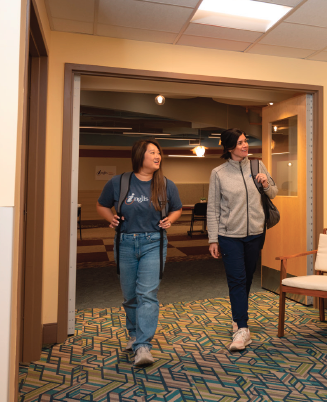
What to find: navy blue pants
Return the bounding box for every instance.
[218,234,264,329]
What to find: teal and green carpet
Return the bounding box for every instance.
[19,293,327,401]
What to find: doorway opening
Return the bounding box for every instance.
[58,65,323,341]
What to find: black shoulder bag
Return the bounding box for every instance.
[250,160,280,230]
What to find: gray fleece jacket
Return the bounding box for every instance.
[207,157,278,243]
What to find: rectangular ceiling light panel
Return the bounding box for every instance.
[192,0,292,32]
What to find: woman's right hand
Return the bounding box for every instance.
[209,243,221,259]
[109,215,124,228]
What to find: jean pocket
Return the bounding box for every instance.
[146,233,162,243]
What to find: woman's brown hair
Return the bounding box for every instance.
[220,128,246,159]
[131,140,166,212]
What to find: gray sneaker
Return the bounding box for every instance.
[134,346,155,366]
[125,336,136,351]
[229,328,252,352]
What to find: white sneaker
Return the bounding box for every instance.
[125,336,136,351]
[134,346,155,366]
[229,328,252,352]
[232,320,238,333]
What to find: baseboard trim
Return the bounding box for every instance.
[42,323,58,345]
[262,265,308,305]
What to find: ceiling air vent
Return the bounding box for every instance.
[189,139,200,146]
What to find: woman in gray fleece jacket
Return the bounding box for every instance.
[207,128,278,352]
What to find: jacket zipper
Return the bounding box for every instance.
[239,162,249,236]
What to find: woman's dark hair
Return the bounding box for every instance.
[131,139,166,212]
[220,128,246,160]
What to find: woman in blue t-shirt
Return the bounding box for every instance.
[97,140,182,366]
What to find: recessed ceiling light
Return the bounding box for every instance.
[155,95,165,105]
[192,0,292,32]
[269,102,274,106]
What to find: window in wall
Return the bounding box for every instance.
[271,116,298,196]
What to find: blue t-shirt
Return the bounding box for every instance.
[98,173,182,233]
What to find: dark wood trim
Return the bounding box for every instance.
[22,54,48,362]
[42,323,58,345]
[30,0,48,56]
[16,0,48,371]
[58,62,324,340]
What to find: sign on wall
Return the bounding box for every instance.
[95,166,116,181]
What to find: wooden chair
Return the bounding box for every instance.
[277,229,327,337]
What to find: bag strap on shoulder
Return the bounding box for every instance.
[159,176,168,219]
[250,159,263,194]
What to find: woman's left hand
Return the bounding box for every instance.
[256,173,269,188]
[159,217,172,229]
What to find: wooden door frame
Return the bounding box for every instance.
[58,63,324,342]
[17,0,48,366]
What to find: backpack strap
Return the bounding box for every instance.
[159,176,168,280]
[117,172,133,215]
[115,172,132,275]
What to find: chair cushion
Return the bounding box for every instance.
[315,233,327,272]
[282,275,327,291]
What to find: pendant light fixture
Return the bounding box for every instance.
[155,95,165,105]
[192,129,206,157]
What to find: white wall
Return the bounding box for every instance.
[0,1,24,400]
[0,1,21,206]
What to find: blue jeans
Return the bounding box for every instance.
[218,234,264,329]
[114,232,167,352]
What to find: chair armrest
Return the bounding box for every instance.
[276,250,317,261]
[277,250,317,282]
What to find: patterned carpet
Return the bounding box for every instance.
[19,292,327,401]
[77,233,210,269]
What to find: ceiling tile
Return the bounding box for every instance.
[140,0,199,7]
[255,0,302,6]
[98,0,193,33]
[177,35,251,51]
[248,44,315,58]
[47,0,95,22]
[307,51,327,61]
[97,24,177,43]
[259,22,327,50]
[185,23,263,42]
[285,0,327,28]
[52,18,94,34]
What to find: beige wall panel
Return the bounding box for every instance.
[262,95,307,277]
[163,157,223,184]
[78,156,223,191]
[79,157,132,191]
[43,31,327,324]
